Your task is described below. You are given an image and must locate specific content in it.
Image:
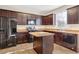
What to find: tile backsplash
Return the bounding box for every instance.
[17,24,79,31]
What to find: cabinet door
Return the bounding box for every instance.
[33,37,42,53]
[16,32,27,44]
[48,15,53,25]
[17,13,27,25]
[54,32,63,45]
[42,16,47,25]
[16,13,23,25]
[22,14,27,25]
[1,10,8,17]
[42,14,53,25]
[8,11,17,18]
[0,10,2,16]
[0,10,17,17]
[67,7,78,24]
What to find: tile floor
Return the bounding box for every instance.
[0,43,76,54]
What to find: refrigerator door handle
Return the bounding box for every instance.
[0,28,5,31]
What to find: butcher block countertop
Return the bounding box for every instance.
[29,32,54,37]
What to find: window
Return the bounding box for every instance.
[56,10,67,27]
[27,20,36,25]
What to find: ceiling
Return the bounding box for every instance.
[0,5,63,15]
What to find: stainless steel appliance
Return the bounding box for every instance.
[63,34,77,51]
[0,17,17,48]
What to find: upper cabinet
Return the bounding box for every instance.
[16,13,39,25]
[0,9,41,25]
[0,9,17,18]
[27,14,36,20]
[42,14,53,25]
[1,10,8,17]
[8,11,17,18]
[27,14,41,25]
[67,6,79,24]
[16,13,27,25]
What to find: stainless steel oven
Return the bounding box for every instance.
[63,33,77,51]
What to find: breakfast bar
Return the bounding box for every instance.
[29,32,54,54]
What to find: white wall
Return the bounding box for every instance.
[52,5,76,14]
[36,16,42,25]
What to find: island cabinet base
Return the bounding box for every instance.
[33,35,54,54]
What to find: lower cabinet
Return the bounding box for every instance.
[16,32,28,44]
[44,31,77,52]
[54,32,64,44]
[0,32,28,49]
[33,35,54,54]
[55,32,77,52]
[33,37,42,53]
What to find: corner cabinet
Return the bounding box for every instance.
[67,6,79,24]
[42,14,53,25]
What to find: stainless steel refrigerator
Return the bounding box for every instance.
[0,17,17,49]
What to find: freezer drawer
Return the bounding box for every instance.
[7,36,16,47]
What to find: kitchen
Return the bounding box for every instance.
[0,5,79,54]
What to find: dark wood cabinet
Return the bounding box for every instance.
[22,14,28,25]
[0,10,2,16]
[16,13,27,25]
[1,10,8,17]
[33,37,42,53]
[33,35,54,54]
[16,32,28,44]
[44,30,77,52]
[42,14,53,25]
[16,13,23,25]
[54,32,77,52]
[8,11,17,18]
[0,9,40,25]
[27,14,37,20]
[0,9,17,17]
[54,32,64,44]
[67,6,79,24]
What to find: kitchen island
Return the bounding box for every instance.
[29,32,54,54]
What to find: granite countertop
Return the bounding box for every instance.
[44,29,79,34]
[29,32,54,37]
[17,26,79,34]
[17,28,79,34]
[17,29,28,32]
